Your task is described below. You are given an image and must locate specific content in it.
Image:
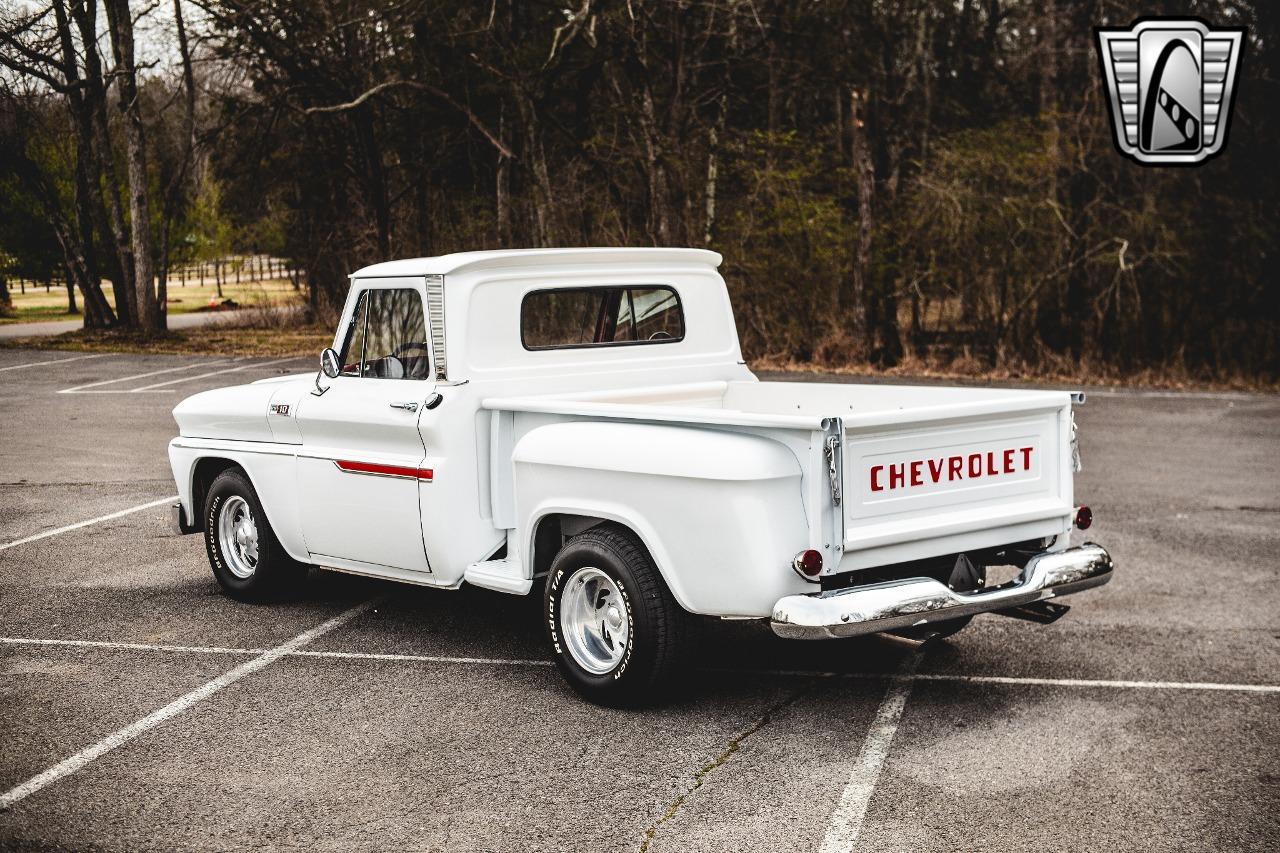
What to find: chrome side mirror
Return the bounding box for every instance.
[320,348,341,379]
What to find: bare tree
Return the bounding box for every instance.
[103,0,162,330]
[0,2,117,327]
[71,0,138,325]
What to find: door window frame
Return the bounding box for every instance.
[331,277,435,381]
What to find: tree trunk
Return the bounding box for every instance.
[104,0,162,331]
[849,88,873,340]
[70,0,136,326]
[158,219,170,323]
[155,0,199,327]
[516,93,554,247]
[50,0,116,330]
[635,78,671,245]
[66,265,79,314]
[496,105,512,246]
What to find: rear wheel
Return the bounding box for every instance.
[544,525,690,706]
[203,469,305,601]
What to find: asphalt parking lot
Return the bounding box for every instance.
[1,348,1277,852]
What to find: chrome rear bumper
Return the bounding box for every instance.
[770,543,1113,640]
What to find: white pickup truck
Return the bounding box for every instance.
[169,248,1112,704]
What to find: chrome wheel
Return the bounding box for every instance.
[560,567,630,675]
[217,495,259,579]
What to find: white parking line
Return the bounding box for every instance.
[0,354,107,373]
[6,637,1277,694]
[292,649,554,666]
[129,356,307,392]
[0,496,177,552]
[818,651,922,853]
[57,360,233,394]
[0,637,260,655]
[0,600,376,811]
[910,672,1280,694]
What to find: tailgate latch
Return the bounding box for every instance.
[824,434,842,506]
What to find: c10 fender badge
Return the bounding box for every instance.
[1095,17,1245,166]
[269,404,290,416]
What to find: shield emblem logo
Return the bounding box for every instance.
[1096,18,1245,165]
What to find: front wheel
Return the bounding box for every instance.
[203,468,305,601]
[545,525,690,706]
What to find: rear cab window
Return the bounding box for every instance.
[521,286,684,350]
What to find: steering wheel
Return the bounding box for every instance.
[389,341,431,379]
[647,330,674,341]
[392,341,431,360]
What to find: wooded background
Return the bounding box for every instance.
[2,1,1276,382]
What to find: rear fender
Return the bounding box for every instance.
[512,421,812,617]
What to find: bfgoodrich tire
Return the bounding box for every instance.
[545,525,691,706]
[203,468,305,601]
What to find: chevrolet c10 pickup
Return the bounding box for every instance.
[168,248,1112,704]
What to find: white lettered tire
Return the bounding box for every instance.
[203,468,306,600]
[545,525,691,706]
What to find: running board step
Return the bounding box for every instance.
[463,558,531,595]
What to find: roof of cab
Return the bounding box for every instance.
[351,247,722,279]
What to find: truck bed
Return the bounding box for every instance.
[484,380,1076,575]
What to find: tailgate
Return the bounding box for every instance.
[837,393,1073,571]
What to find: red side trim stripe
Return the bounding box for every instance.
[334,459,433,482]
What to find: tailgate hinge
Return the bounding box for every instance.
[824,434,842,507]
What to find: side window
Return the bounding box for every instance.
[338,288,430,379]
[521,286,684,350]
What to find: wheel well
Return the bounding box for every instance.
[190,457,244,531]
[529,513,620,578]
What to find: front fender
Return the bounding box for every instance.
[167,439,308,563]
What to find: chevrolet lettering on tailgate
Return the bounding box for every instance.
[870,446,1035,493]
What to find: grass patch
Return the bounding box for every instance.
[0,278,302,325]
[0,324,332,358]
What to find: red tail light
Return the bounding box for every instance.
[793,549,823,578]
[1074,505,1093,530]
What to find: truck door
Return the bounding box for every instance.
[294,279,434,573]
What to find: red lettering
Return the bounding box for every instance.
[1003,448,1015,474]
[968,453,982,478]
[889,463,905,489]
[870,465,884,492]
[949,456,963,480]
[910,460,923,487]
[986,451,997,475]
[1021,446,1034,469]
[928,458,944,483]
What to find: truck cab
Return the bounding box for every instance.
[169,248,1112,705]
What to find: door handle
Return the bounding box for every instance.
[389,401,419,413]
